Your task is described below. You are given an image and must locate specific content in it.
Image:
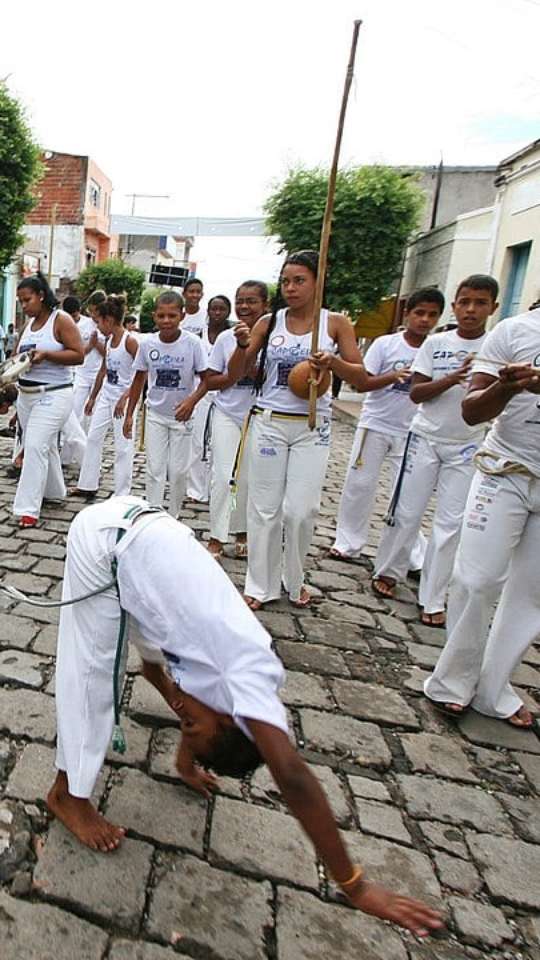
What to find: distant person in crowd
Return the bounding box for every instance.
[5,323,17,358]
[181,278,206,335]
[372,275,499,627]
[331,287,444,569]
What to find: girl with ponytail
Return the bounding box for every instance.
[226,251,368,609]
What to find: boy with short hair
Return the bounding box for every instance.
[47,494,442,940]
[372,275,499,625]
[181,278,206,336]
[331,287,444,565]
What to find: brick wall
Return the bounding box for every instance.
[27,153,88,226]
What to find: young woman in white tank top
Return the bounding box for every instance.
[13,273,84,527]
[73,296,138,498]
[227,250,368,609]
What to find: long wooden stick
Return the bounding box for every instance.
[309,20,362,429]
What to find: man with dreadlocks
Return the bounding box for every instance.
[47,494,443,940]
[226,250,369,610]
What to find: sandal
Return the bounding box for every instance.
[235,539,248,559]
[421,611,446,628]
[207,539,224,559]
[372,577,395,599]
[505,706,535,729]
[18,515,38,528]
[290,587,312,608]
[69,488,97,501]
[425,696,468,718]
[244,595,264,611]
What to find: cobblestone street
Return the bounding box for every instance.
[0,408,539,960]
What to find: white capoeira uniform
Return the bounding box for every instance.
[374,327,487,613]
[186,325,218,502]
[55,495,288,798]
[332,331,426,570]
[208,328,255,544]
[134,330,207,517]
[73,315,105,428]
[425,310,540,717]
[77,331,136,495]
[13,310,74,519]
[245,308,334,603]
[181,308,207,337]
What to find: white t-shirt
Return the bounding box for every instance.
[258,308,334,416]
[75,315,105,383]
[473,310,540,477]
[182,308,207,337]
[134,330,207,420]
[103,498,287,740]
[410,328,487,443]
[209,329,256,427]
[359,332,421,438]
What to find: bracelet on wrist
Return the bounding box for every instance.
[336,864,364,891]
[237,341,249,350]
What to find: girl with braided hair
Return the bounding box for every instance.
[227,250,368,610]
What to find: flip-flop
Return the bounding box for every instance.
[421,612,446,628]
[505,707,535,729]
[235,541,248,559]
[18,515,38,529]
[372,577,395,600]
[290,588,312,608]
[425,696,469,718]
[244,595,264,612]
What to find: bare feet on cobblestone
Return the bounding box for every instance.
[244,595,263,611]
[47,772,125,852]
[372,576,395,599]
[290,586,312,608]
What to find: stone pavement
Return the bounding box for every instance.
[0,410,539,960]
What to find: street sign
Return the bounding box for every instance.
[149,264,189,287]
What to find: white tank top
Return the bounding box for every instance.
[17,309,72,385]
[102,331,134,399]
[257,308,334,415]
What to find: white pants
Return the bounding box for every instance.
[55,505,163,797]
[72,377,94,432]
[374,432,477,613]
[77,392,135,495]
[425,469,540,718]
[333,426,426,570]
[145,408,194,517]
[60,411,87,467]
[13,387,73,519]
[186,394,212,502]
[245,410,331,602]
[209,406,248,543]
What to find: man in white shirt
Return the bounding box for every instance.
[372,276,499,626]
[331,287,444,566]
[45,496,442,939]
[425,308,540,727]
[181,278,206,336]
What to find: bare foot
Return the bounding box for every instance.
[290,586,312,608]
[506,706,534,728]
[207,538,224,558]
[47,773,125,852]
[244,595,264,611]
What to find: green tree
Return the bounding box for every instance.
[0,82,42,272]
[138,286,168,332]
[264,166,424,314]
[76,259,145,312]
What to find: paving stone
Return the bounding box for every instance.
[347,775,391,803]
[147,853,272,960]
[276,886,407,960]
[512,662,540,687]
[403,666,430,693]
[210,796,318,887]
[105,716,152,768]
[129,675,179,726]
[498,793,540,842]
[17,527,57,542]
[300,709,392,767]
[251,762,351,825]
[0,891,108,959]
[405,641,441,668]
[337,832,441,905]
[0,553,37,573]
[0,687,56,740]
[105,767,206,852]
[14,602,59,624]
[109,942,185,959]
[317,601,376,627]
[409,622,447,648]
[307,570,359,592]
[458,710,540,754]
[400,732,478,782]
[276,640,349,677]
[298,616,369,652]
[5,571,52,595]
[0,535,24,552]
[467,832,540,908]
[523,644,540,666]
[512,750,540,792]
[316,558,370,580]
[281,670,332,708]
[408,943,476,960]
[386,599,420,622]
[5,742,105,804]
[31,624,58,656]
[354,798,412,844]
[397,775,510,833]
[32,557,65,578]
[0,612,39,650]
[434,852,482,894]
[418,821,468,859]
[375,613,410,639]
[35,821,153,932]
[149,726,243,798]
[256,610,298,638]
[27,541,66,560]
[0,648,48,688]
[521,915,540,946]
[449,896,513,947]
[331,679,420,729]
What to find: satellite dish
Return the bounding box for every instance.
[44,150,53,160]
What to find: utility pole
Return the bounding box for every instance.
[125,194,170,216]
[47,203,57,284]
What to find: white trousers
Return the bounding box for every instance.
[60,411,87,467]
[55,509,163,797]
[13,387,73,519]
[72,377,94,432]
[186,394,212,502]
[374,432,477,613]
[333,426,426,570]
[245,410,331,603]
[77,392,135,495]
[425,469,540,718]
[145,408,194,517]
[209,406,248,543]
